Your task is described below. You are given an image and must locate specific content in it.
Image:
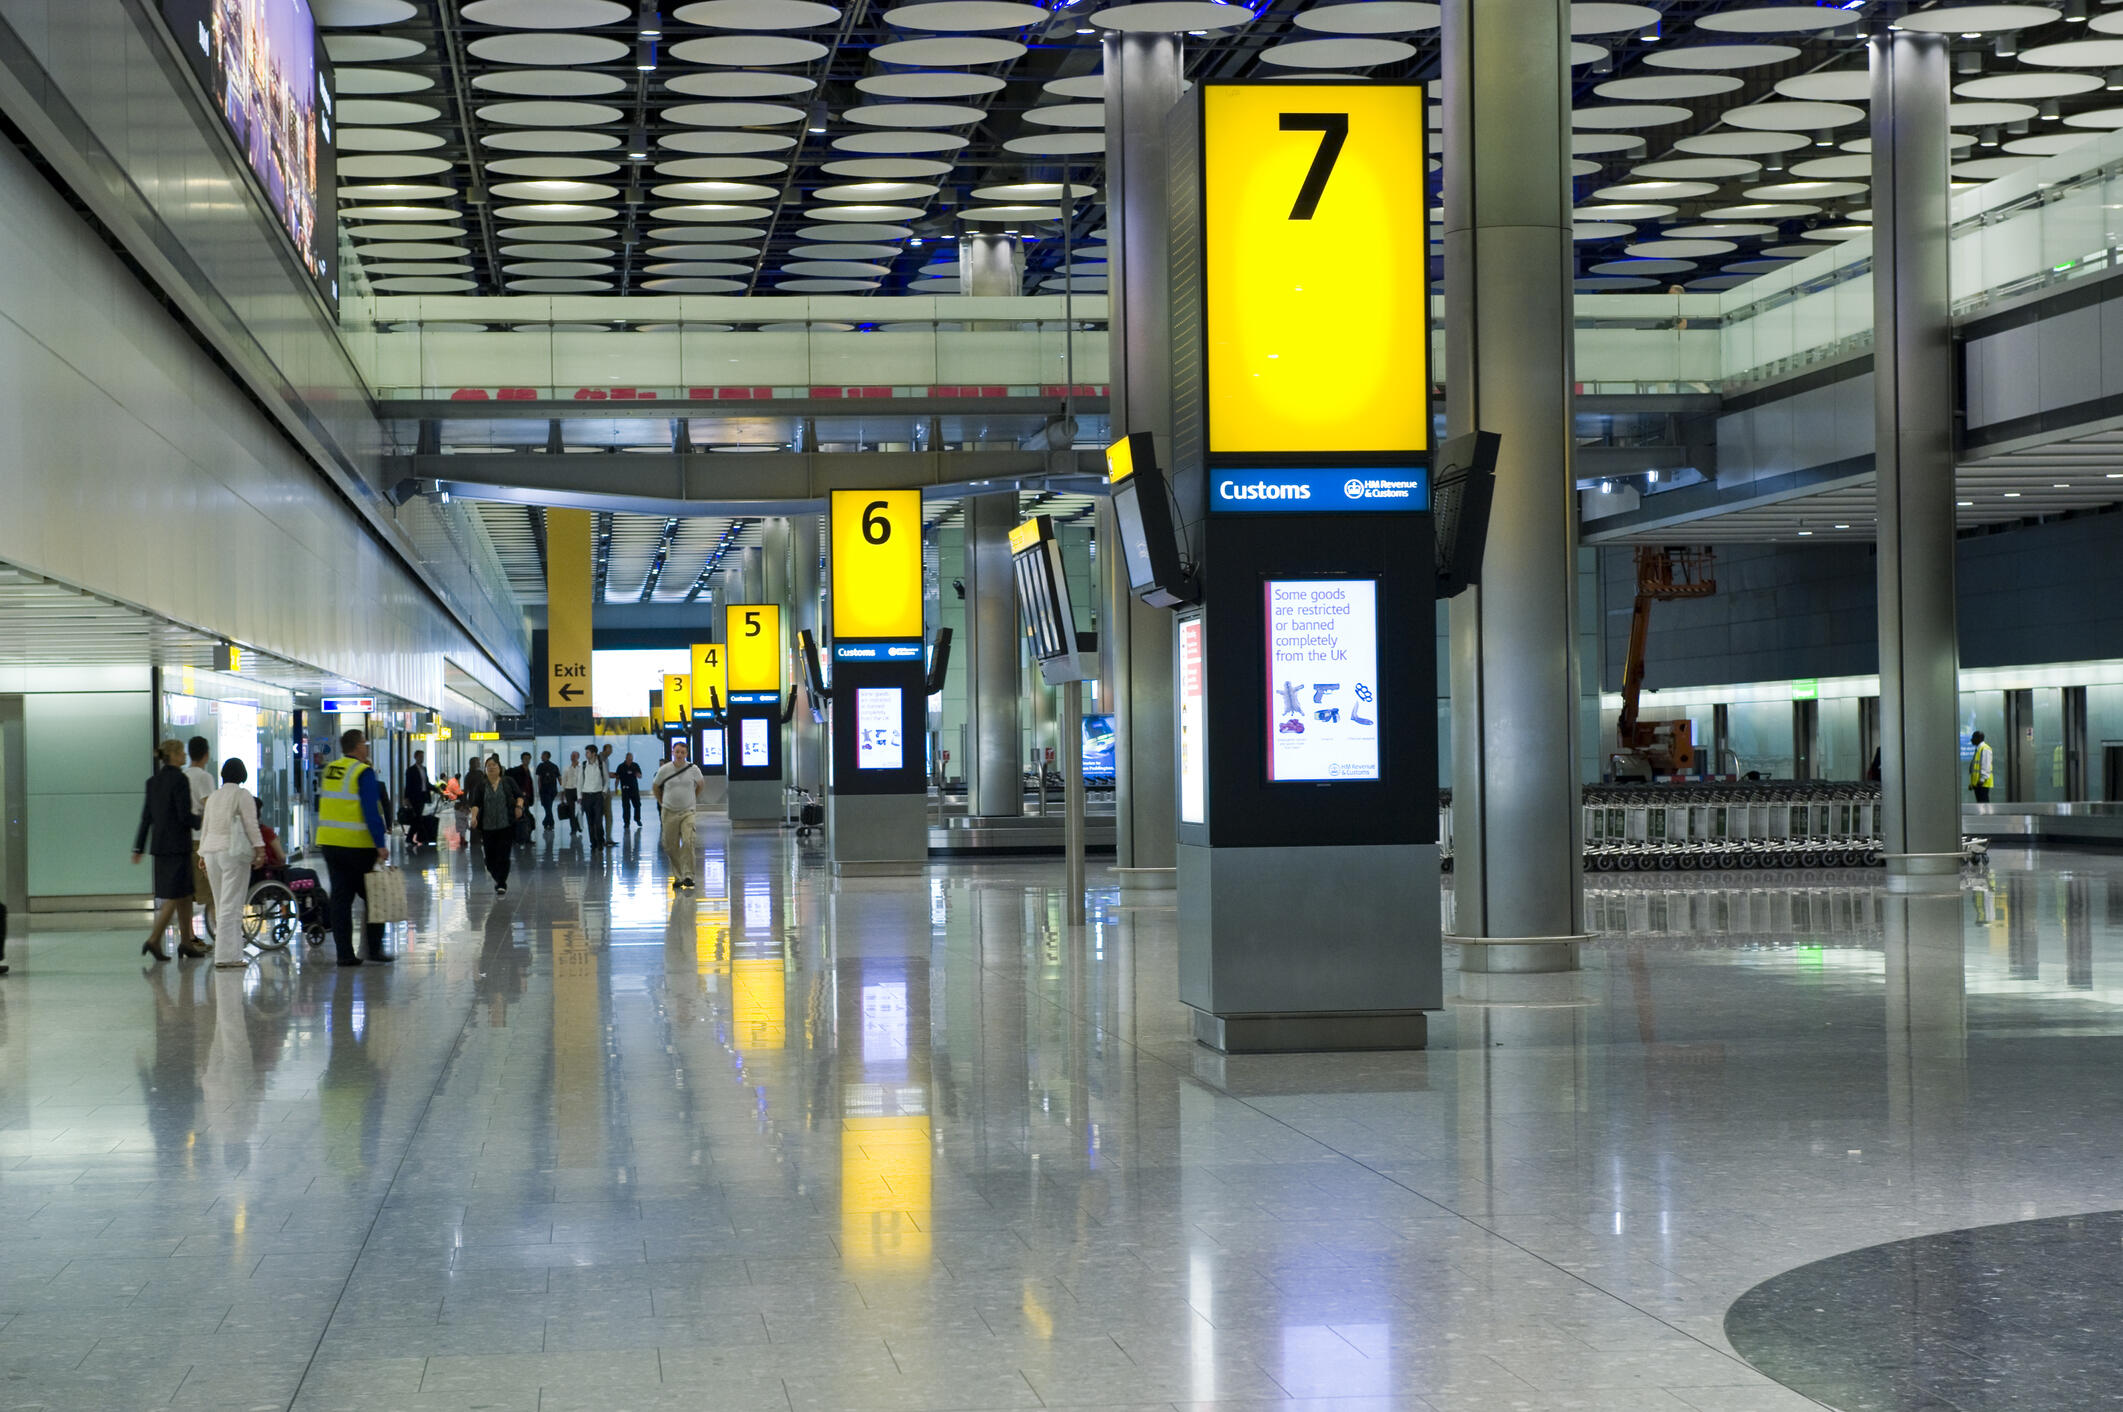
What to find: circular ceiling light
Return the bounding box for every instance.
[1697,5,1859,32]
[503,261,613,278]
[832,130,970,152]
[861,71,1007,97]
[352,241,468,259]
[1894,4,2060,32]
[1787,155,1871,179]
[814,181,941,200]
[796,222,913,240]
[649,244,761,259]
[793,243,903,258]
[807,203,929,220]
[1572,221,1636,239]
[886,1,1049,28]
[1958,71,2101,100]
[509,278,614,292]
[785,260,892,276]
[649,224,766,240]
[1633,157,1759,179]
[1746,180,1866,200]
[461,0,628,23]
[645,261,755,275]
[495,203,616,221]
[1664,222,1776,238]
[777,278,883,292]
[468,33,629,64]
[822,156,955,177]
[316,0,415,21]
[335,69,434,95]
[668,34,831,63]
[1023,102,1106,127]
[1569,3,1656,34]
[1590,258,1694,276]
[338,98,440,126]
[1572,132,1643,154]
[503,223,622,240]
[1702,202,1820,219]
[346,222,468,239]
[1775,71,1870,103]
[339,182,456,200]
[2063,105,2123,126]
[1295,1,1438,33]
[959,204,1061,220]
[1091,1,1253,28]
[667,71,817,97]
[844,102,988,127]
[675,0,841,25]
[1595,74,1741,100]
[1799,225,1870,240]
[475,69,627,97]
[324,35,424,62]
[2005,131,2097,153]
[666,101,807,125]
[1950,100,2040,126]
[1571,202,1677,220]
[654,180,782,200]
[489,180,620,201]
[487,155,622,177]
[1954,156,2044,179]
[1043,74,1104,98]
[475,100,623,127]
[2019,38,2123,65]
[869,36,1026,63]
[655,156,788,177]
[504,243,614,259]
[1593,179,1717,200]
[1576,276,1660,290]
[374,276,478,293]
[1644,43,1799,70]
[1570,158,1601,176]
[338,128,446,151]
[973,181,1096,200]
[658,203,775,221]
[362,262,474,276]
[1572,104,1692,129]
[1258,37,1415,67]
[481,131,622,152]
[1004,132,1105,154]
[1721,100,1864,131]
[661,130,800,152]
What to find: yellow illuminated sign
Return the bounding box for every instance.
[830,489,924,640]
[690,642,725,713]
[467,732,500,741]
[1105,432,1142,484]
[1203,82,1429,454]
[725,604,782,692]
[663,674,691,726]
[1007,518,1046,555]
[545,509,594,707]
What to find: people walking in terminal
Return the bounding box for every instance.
[471,756,524,896]
[652,740,702,889]
[562,750,583,837]
[199,757,264,969]
[318,728,394,966]
[134,739,204,961]
[615,751,643,830]
[1970,731,1995,803]
[185,735,216,933]
[402,750,431,843]
[598,744,618,837]
[580,744,610,848]
[508,753,537,843]
[536,751,560,830]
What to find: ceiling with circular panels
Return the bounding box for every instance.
[320,2,2123,305]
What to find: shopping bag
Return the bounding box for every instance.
[364,866,409,925]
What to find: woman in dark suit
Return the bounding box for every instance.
[132,739,204,961]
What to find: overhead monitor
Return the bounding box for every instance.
[160,0,337,302]
[1009,515,1078,666]
[1264,578,1381,784]
[1106,433,1194,609]
[854,687,904,771]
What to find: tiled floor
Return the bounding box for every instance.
[1,820,2119,1411]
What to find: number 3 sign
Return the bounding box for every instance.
[1201,83,1430,456]
[830,488,925,641]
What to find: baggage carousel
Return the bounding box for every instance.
[927,811,1118,855]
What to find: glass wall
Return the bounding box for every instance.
[1725,700,1796,779]
[159,669,296,849]
[1959,690,2007,794]
[1818,696,1863,781]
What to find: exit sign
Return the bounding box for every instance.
[1791,679,1818,701]
[321,697,376,713]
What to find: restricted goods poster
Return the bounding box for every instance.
[1179,616,1206,823]
[856,686,903,771]
[741,716,768,768]
[1265,579,1380,782]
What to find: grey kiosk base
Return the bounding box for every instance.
[828,792,927,876]
[727,778,783,829]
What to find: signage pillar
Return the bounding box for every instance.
[1872,30,1963,892]
[1441,0,1588,971]
[1164,81,1440,1052]
[724,602,784,826]
[544,509,594,728]
[963,492,1023,819]
[1103,30,1183,889]
[826,490,930,875]
[788,512,826,798]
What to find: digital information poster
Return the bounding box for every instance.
[740,716,769,767]
[1265,579,1381,783]
[701,728,726,768]
[855,687,903,771]
[1179,616,1207,823]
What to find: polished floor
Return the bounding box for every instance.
[0,820,2119,1411]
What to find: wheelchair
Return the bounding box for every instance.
[202,862,329,952]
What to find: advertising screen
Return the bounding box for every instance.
[740,716,768,767]
[1179,616,1206,823]
[161,0,336,297]
[1081,714,1116,775]
[855,687,904,771]
[1265,579,1381,783]
[701,727,725,768]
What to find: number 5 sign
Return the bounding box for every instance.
[829,488,924,641]
[1200,82,1429,455]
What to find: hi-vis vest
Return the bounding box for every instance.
[318,757,376,848]
[1969,742,1994,789]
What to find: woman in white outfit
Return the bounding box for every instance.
[198,758,265,969]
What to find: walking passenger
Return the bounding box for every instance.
[580,744,609,849]
[133,740,204,961]
[185,736,216,931]
[317,729,393,966]
[471,756,524,896]
[535,750,560,831]
[616,751,643,830]
[1969,730,1995,803]
[561,750,583,838]
[199,758,265,969]
[653,740,702,889]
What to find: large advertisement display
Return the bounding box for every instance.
[162,0,336,296]
[1265,579,1380,783]
[855,687,904,771]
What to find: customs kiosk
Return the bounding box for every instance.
[723,603,785,825]
[1158,79,1450,1051]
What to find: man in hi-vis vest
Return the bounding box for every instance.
[317,728,395,966]
[1968,730,1995,804]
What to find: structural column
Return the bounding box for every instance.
[1441,0,1586,971]
[959,233,1023,299]
[961,492,1023,818]
[1100,31,1181,886]
[1872,30,1963,891]
[786,513,824,797]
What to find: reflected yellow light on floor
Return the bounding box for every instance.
[730,957,786,1050]
[695,902,729,977]
[841,1116,931,1271]
[553,923,601,1162]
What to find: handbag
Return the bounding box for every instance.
[364,866,408,926]
[558,798,575,821]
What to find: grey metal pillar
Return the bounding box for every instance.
[730,544,763,607]
[962,492,1023,818]
[1873,30,1964,892]
[784,514,825,797]
[1442,0,1586,972]
[959,233,1023,297]
[1101,30,1182,890]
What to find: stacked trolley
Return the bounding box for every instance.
[1440,783,1989,873]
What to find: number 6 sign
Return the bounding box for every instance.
[1200,82,1430,456]
[830,488,925,642]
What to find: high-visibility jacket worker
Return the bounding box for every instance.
[1968,731,1994,803]
[317,729,395,966]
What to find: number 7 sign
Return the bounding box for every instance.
[1201,82,1430,455]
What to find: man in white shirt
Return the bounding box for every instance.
[652,741,703,889]
[561,750,583,839]
[579,744,609,849]
[184,736,216,931]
